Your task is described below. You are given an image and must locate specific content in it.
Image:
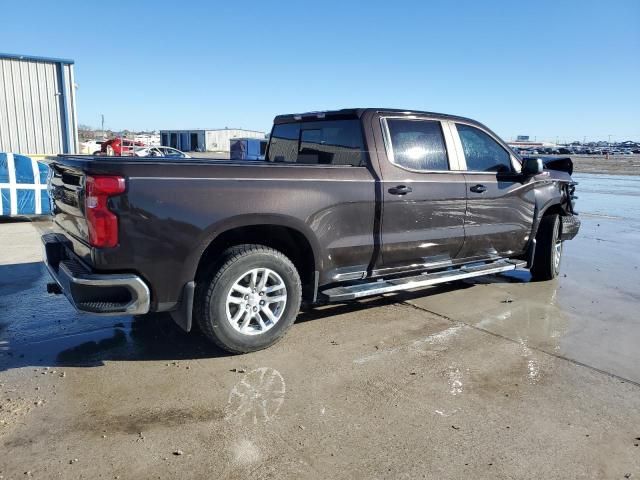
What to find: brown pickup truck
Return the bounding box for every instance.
[42,108,580,353]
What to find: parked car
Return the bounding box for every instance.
[94,138,145,156]
[134,146,191,158]
[79,140,104,155]
[42,108,580,353]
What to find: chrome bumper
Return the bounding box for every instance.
[42,233,150,316]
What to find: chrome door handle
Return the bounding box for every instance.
[470,184,487,193]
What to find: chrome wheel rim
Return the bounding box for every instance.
[225,268,287,335]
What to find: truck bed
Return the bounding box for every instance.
[46,154,377,311]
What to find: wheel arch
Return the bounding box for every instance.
[192,215,320,302]
[531,181,571,239]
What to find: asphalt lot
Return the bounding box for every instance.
[0,173,639,479]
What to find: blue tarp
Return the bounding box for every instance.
[0,152,50,216]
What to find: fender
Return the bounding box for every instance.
[171,214,321,331]
[527,179,572,252]
[182,213,322,285]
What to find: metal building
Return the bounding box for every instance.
[0,53,78,155]
[159,129,265,153]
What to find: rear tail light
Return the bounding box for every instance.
[85,175,126,248]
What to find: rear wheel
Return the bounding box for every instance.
[531,213,563,281]
[194,245,301,353]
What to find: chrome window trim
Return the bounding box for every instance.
[450,120,522,173]
[380,116,464,174]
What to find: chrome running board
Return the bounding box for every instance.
[321,259,526,302]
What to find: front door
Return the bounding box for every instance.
[452,122,536,259]
[373,116,467,275]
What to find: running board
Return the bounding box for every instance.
[321,259,527,302]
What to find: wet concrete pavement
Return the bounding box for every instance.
[0,174,639,479]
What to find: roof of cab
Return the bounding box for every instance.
[273,108,481,125]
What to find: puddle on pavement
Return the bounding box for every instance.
[0,262,225,370]
[400,174,640,384]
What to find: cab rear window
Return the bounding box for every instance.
[267,120,366,166]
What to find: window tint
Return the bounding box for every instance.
[456,124,511,172]
[267,120,366,166]
[385,119,449,171]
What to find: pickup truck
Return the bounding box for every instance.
[42,108,580,353]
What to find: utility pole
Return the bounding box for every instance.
[608,134,612,144]
[101,114,105,135]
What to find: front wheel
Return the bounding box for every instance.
[531,213,563,281]
[194,245,302,353]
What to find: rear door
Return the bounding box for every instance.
[451,122,535,259]
[373,115,467,275]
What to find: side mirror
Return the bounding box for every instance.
[522,157,543,176]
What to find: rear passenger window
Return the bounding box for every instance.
[385,119,449,171]
[456,123,512,173]
[267,120,366,166]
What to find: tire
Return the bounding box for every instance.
[194,245,302,353]
[531,213,563,281]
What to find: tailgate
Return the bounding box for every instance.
[48,161,89,244]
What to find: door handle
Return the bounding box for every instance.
[470,184,487,193]
[388,185,413,195]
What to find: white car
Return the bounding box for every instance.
[134,146,191,158]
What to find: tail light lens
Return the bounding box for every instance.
[85,175,126,248]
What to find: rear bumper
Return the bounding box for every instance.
[42,233,150,315]
[560,215,580,241]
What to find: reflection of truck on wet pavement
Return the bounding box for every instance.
[41,108,580,353]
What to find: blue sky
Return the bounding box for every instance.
[1,0,638,141]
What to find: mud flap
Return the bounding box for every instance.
[526,238,537,269]
[170,281,195,332]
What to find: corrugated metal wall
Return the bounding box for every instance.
[0,56,78,154]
